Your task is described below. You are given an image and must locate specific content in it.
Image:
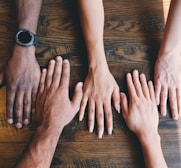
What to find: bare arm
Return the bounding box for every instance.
[6,0,42,128]
[78,0,120,138]
[121,70,167,168]
[16,57,83,168]
[154,0,181,119]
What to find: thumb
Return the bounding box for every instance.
[72,82,83,112]
[120,92,129,118]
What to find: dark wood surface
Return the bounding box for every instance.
[0,0,181,167]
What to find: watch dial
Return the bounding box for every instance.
[19,32,32,43]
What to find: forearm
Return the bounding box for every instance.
[78,0,107,67]
[16,123,63,168]
[16,0,42,34]
[139,133,167,168]
[160,0,181,54]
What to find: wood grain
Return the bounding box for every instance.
[1,0,181,168]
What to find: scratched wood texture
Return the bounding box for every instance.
[0,0,181,168]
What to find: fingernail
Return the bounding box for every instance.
[79,115,83,122]
[56,56,62,60]
[16,123,22,129]
[162,112,166,116]
[77,82,83,88]
[8,118,13,124]
[116,104,120,113]
[23,119,29,125]
[63,59,69,63]
[89,125,94,133]
[98,131,103,139]
[173,114,178,120]
[108,128,112,135]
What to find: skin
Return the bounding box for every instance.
[6,0,42,128]
[78,0,120,138]
[155,0,181,120]
[16,56,83,168]
[121,70,167,168]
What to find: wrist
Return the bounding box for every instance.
[12,44,36,59]
[38,121,64,136]
[138,132,160,148]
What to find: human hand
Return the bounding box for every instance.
[35,56,83,128]
[79,65,120,138]
[6,45,40,128]
[154,51,181,120]
[120,70,159,140]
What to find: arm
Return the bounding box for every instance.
[6,0,42,128]
[154,0,181,119]
[78,0,120,138]
[120,70,167,168]
[16,56,83,168]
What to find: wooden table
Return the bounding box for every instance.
[0,0,181,167]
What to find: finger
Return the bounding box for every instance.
[176,88,181,117]
[38,68,47,95]
[160,87,168,116]
[96,102,104,139]
[14,91,24,128]
[104,99,113,135]
[140,73,150,98]
[71,82,83,113]
[45,59,55,89]
[79,95,88,121]
[31,87,38,114]
[168,88,178,120]
[112,85,120,113]
[132,70,143,97]
[88,98,95,133]
[126,73,137,98]
[23,90,31,125]
[59,59,70,90]
[120,92,128,118]
[154,79,161,105]
[148,81,156,102]
[6,86,16,124]
[51,56,63,88]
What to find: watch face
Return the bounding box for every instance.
[18,31,32,44]
[15,29,37,47]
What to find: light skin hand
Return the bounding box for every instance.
[6,45,40,128]
[120,70,158,138]
[154,0,181,120]
[154,52,181,120]
[79,64,120,138]
[35,56,83,127]
[120,70,167,168]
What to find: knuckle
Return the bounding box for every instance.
[15,102,22,111]
[88,118,94,124]
[105,111,112,119]
[97,111,103,119]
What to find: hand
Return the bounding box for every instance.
[154,51,181,120]
[79,65,120,138]
[120,70,159,139]
[6,45,40,128]
[35,56,83,128]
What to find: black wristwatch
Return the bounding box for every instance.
[14,29,38,47]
